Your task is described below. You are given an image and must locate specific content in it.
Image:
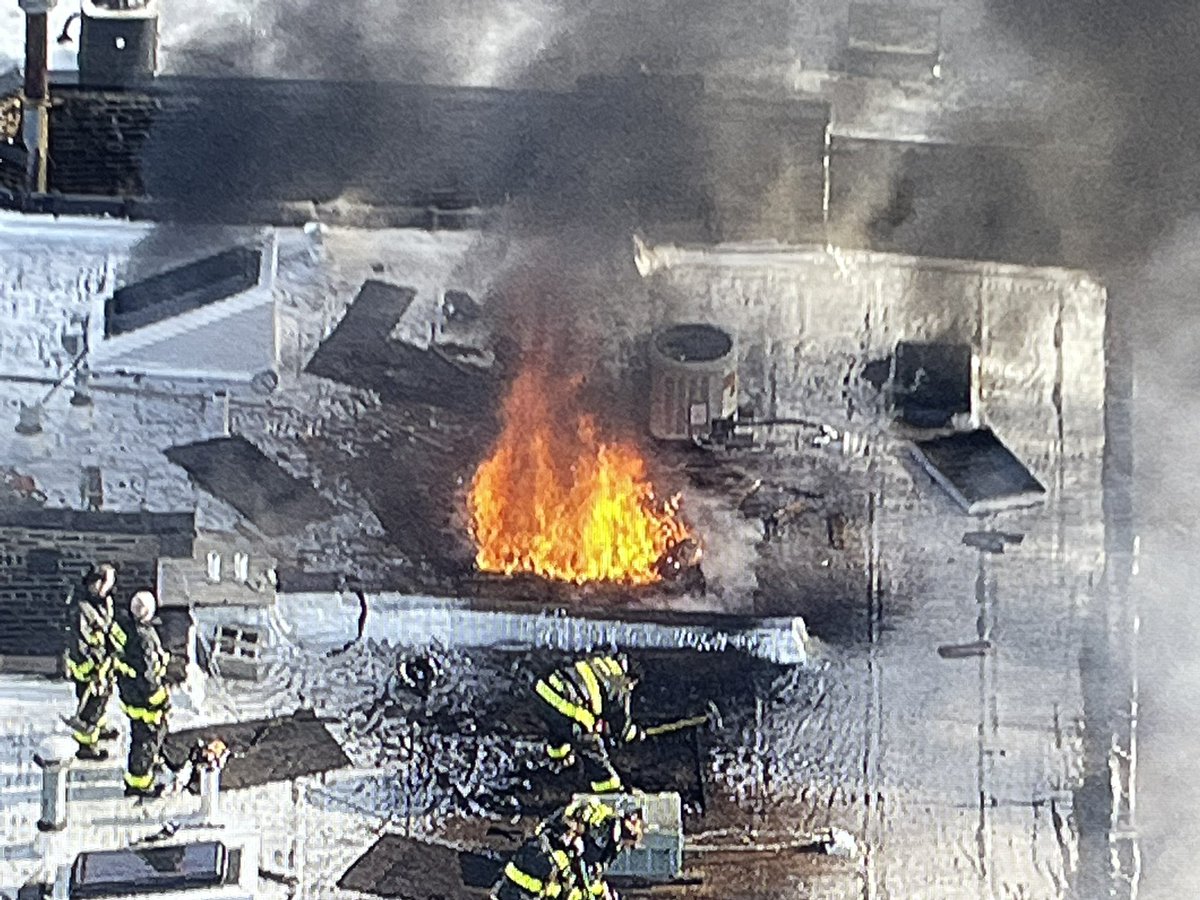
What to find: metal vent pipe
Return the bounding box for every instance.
[33,736,76,832]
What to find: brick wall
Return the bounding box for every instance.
[0,510,194,673]
[0,141,26,193]
[38,81,829,242]
[46,89,185,197]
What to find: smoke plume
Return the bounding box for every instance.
[978,1,1200,896]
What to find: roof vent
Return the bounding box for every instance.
[78,0,159,88]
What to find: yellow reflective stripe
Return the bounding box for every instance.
[588,880,606,897]
[574,661,603,716]
[109,621,127,646]
[536,679,596,731]
[547,743,572,760]
[112,658,136,677]
[588,803,614,826]
[124,771,154,789]
[623,724,638,742]
[121,703,164,725]
[566,797,613,826]
[147,686,168,707]
[504,862,544,894]
[595,657,623,677]
[551,849,570,871]
[67,659,95,680]
[590,775,621,793]
[73,729,99,745]
[567,890,583,900]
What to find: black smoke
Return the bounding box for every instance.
[979,2,1200,897]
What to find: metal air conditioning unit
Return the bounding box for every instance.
[648,324,738,442]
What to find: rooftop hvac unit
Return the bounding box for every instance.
[574,791,683,882]
[57,837,260,899]
[648,324,737,442]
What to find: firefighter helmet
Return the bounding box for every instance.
[130,590,157,624]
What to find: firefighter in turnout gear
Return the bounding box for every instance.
[113,590,171,798]
[537,799,645,900]
[534,654,644,794]
[490,828,577,900]
[65,564,124,760]
[574,807,644,900]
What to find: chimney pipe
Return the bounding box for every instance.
[195,739,229,824]
[33,736,76,833]
[18,0,58,194]
[198,763,221,822]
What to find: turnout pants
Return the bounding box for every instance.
[537,704,623,794]
[71,674,112,748]
[121,697,168,791]
[491,839,577,900]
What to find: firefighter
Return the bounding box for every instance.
[539,800,645,900]
[113,590,171,798]
[574,807,645,900]
[490,828,577,900]
[536,796,611,849]
[64,563,123,760]
[534,654,644,794]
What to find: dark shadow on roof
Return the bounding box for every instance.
[165,435,336,536]
[339,836,472,900]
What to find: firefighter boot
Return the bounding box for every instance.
[76,744,109,762]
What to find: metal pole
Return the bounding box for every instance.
[18,0,58,194]
[194,742,229,825]
[198,764,222,823]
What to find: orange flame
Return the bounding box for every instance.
[469,367,690,585]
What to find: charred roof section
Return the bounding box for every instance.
[305,280,501,412]
[165,435,336,537]
[164,708,350,788]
